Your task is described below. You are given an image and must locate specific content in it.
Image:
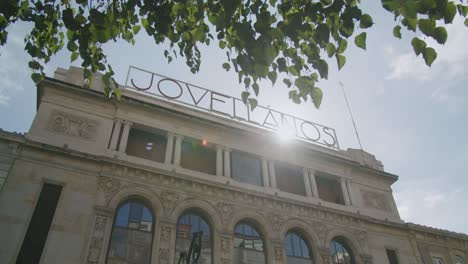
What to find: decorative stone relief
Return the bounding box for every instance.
[48,110,98,140]
[86,214,110,264]
[161,226,172,242]
[160,190,181,212]
[216,202,233,224]
[312,220,328,243]
[220,236,232,257]
[355,230,368,249]
[361,190,391,211]
[360,254,374,264]
[273,242,284,261]
[98,176,122,201]
[269,214,284,232]
[319,247,332,264]
[159,248,170,263]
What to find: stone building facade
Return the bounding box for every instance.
[0,67,467,264]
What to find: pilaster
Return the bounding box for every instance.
[173,135,184,166]
[340,177,351,206]
[117,120,132,154]
[223,148,231,178]
[303,167,313,197]
[108,119,122,152]
[164,132,175,164]
[216,145,223,176]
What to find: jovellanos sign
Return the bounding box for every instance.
[125,66,339,149]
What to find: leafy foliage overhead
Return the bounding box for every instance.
[1,0,467,108]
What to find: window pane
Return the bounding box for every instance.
[386,249,398,264]
[130,202,143,223]
[285,234,294,256]
[107,201,154,264]
[330,239,354,264]
[275,162,306,196]
[180,139,216,175]
[115,203,130,227]
[231,151,263,186]
[176,213,212,264]
[126,128,167,163]
[456,256,465,264]
[292,234,301,256]
[316,175,345,205]
[301,239,310,258]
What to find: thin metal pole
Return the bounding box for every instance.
[340,82,363,151]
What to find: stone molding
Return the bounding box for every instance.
[361,189,391,212]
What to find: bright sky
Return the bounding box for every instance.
[1,2,467,234]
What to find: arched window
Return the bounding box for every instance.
[456,256,465,264]
[285,231,313,263]
[107,200,154,264]
[330,237,355,264]
[175,212,212,264]
[234,221,266,264]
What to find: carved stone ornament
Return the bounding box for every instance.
[220,236,231,256]
[160,190,181,212]
[355,230,368,249]
[159,248,170,263]
[360,254,374,264]
[98,176,122,201]
[161,226,173,242]
[86,214,109,264]
[273,242,284,261]
[269,214,284,232]
[217,202,233,224]
[48,110,98,140]
[312,220,328,243]
[361,190,391,212]
[319,247,332,264]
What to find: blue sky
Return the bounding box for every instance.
[1,2,467,234]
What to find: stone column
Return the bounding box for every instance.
[318,247,332,264]
[345,178,355,205]
[223,148,231,178]
[262,159,270,187]
[268,161,277,189]
[340,177,351,206]
[303,167,313,197]
[272,240,286,264]
[117,120,132,154]
[219,233,234,264]
[108,119,122,151]
[216,145,223,176]
[309,169,319,198]
[173,135,184,166]
[164,132,174,164]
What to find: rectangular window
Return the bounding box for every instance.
[386,249,398,264]
[126,127,167,163]
[180,138,216,175]
[315,175,345,205]
[275,162,306,196]
[16,183,63,264]
[231,151,263,186]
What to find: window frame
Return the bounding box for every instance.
[330,237,355,264]
[230,150,264,187]
[234,221,265,253]
[285,231,312,260]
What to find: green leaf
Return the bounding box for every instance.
[443,2,457,23]
[316,23,330,43]
[421,0,436,10]
[393,25,402,39]
[337,39,347,54]
[336,54,346,70]
[326,43,336,57]
[222,62,231,71]
[411,37,426,56]
[423,47,437,66]
[418,19,435,36]
[294,76,314,91]
[252,83,259,96]
[354,32,366,50]
[244,77,251,88]
[248,98,258,110]
[311,87,323,109]
[31,73,43,84]
[402,17,418,32]
[465,18,468,27]
[241,91,250,104]
[28,60,41,70]
[283,78,292,88]
[268,71,277,85]
[132,25,141,35]
[317,60,328,79]
[360,14,373,29]
[219,40,226,49]
[433,27,447,44]
[457,4,468,17]
[71,52,79,62]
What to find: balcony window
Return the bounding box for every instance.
[126,127,167,163]
[231,151,263,186]
[275,162,306,196]
[316,175,345,205]
[181,138,216,175]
